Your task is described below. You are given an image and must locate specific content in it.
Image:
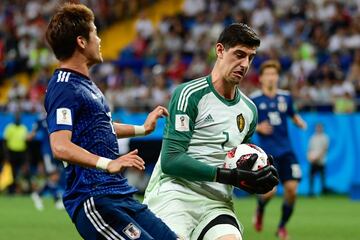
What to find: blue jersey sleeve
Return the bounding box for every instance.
[287,94,296,117]
[45,83,81,134]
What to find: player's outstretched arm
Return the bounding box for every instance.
[143,105,169,134]
[50,130,144,173]
[113,106,169,138]
[216,154,279,194]
[292,114,307,130]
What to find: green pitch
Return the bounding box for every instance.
[0,195,359,240]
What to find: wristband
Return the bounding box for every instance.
[96,157,112,171]
[134,125,146,136]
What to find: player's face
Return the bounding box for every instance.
[85,23,103,65]
[260,67,279,89]
[217,43,256,85]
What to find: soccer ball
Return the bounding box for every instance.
[223,143,268,171]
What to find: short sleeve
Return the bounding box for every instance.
[287,94,296,117]
[45,83,81,134]
[163,84,199,143]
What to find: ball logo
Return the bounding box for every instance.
[227,147,236,158]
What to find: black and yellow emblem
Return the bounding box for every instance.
[237,114,245,132]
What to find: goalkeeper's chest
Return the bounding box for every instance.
[192,101,254,148]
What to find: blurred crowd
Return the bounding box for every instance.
[2,0,360,114]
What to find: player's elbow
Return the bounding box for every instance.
[160,155,171,175]
[160,153,176,175]
[51,141,69,160]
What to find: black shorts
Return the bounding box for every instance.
[273,152,302,183]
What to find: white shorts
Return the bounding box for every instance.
[143,185,243,240]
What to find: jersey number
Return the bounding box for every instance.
[268,111,282,126]
[221,131,229,150]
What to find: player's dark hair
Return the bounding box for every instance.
[259,60,281,75]
[217,23,260,50]
[45,3,94,60]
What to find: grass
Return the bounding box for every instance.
[0,194,359,240]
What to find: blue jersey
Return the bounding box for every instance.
[33,114,51,155]
[45,68,136,220]
[251,90,296,157]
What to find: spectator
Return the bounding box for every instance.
[3,113,29,194]
[135,10,154,40]
[307,123,329,196]
[334,91,356,113]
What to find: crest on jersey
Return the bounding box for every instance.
[123,223,141,239]
[278,102,288,112]
[237,114,245,132]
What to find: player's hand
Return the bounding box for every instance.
[256,121,273,135]
[143,106,169,135]
[300,120,307,130]
[236,153,279,194]
[106,149,145,173]
[216,154,279,194]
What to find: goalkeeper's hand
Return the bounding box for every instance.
[216,154,279,194]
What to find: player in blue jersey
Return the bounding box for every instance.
[44,3,178,240]
[251,60,307,240]
[28,110,64,210]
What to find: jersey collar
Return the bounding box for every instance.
[57,68,91,81]
[206,75,241,106]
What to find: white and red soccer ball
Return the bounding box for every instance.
[224,143,269,171]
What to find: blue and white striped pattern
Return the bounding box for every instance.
[57,71,71,82]
[84,197,125,240]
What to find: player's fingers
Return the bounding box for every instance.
[127,155,145,165]
[131,158,145,170]
[270,165,280,179]
[248,153,258,166]
[132,154,144,163]
[161,107,169,117]
[128,149,138,155]
[121,157,144,170]
[254,165,271,177]
[131,162,145,171]
[257,171,279,187]
[267,154,274,165]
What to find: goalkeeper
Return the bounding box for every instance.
[144,23,279,240]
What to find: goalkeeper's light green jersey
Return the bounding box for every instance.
[144,75,257,201]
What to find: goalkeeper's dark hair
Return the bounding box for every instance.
[45,3,94,61]
[217,23,260,50]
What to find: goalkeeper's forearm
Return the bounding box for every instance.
[161,150,218,181]
[161,138,221,181]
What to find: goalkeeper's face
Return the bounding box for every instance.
[85,22,103,66]
[217,43,257,85]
